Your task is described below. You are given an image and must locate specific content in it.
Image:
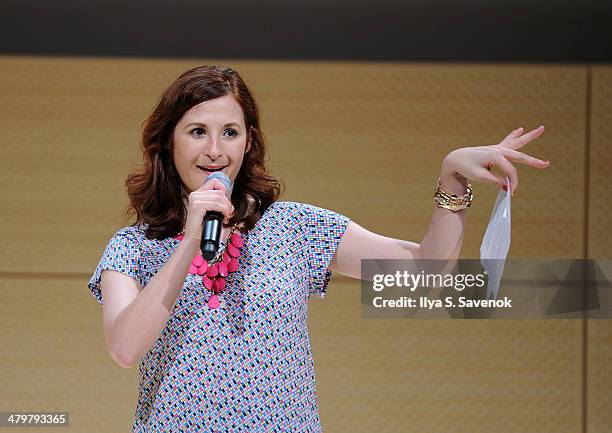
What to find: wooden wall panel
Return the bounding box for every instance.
[586,66,612,433]
[0,276,139,432]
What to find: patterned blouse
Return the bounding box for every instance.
[87,201,351,432]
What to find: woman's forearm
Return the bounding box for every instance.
[110,235,200,367]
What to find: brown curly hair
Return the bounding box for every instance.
[123,65,284,240]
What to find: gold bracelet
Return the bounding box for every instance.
[433,177,473,212]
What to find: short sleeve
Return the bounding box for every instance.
[87,228,144,306]
[303,203,351,299]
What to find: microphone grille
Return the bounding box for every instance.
[206,171,232,192]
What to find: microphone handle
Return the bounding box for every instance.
[201,211,223,261]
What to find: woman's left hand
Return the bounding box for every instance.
[440,125,550,195]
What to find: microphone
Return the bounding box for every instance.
[201,171,233,261]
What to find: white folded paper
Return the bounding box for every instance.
[479,177,511,300]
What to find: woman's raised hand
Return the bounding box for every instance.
[440,125,550,195]
[184,178,235,241]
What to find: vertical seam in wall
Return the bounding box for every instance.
[582,64,592,433]
[583,66,592,267]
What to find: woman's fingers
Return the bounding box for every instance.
[500,125,545,150]
[198,200,234,221]
[496,147,550,168]
[200,178,228,193]
[476,166,509,190]
[491,151,518,193]
[503,127,524,141]
[514,125,545,147]
[474,149,518,192]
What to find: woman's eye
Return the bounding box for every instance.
[224,128,238,137]
[191,128,205,137]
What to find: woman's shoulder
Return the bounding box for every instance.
[267,200,303,212]
[267,200,339,217]
[114,223,145,235]
[108,223,148,243]
[265,200,318,220]
[262,201,349,231]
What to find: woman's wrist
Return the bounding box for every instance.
[184,229,202,242]
[435,156,473,212]
[439,154,469,195]
[439,171,469,196]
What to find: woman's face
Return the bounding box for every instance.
[172,94,251,195]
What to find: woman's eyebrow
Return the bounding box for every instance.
[185,122,242,129]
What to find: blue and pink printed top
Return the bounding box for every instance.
[87,201,351,432]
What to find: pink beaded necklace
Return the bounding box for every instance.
[173,222,245,309]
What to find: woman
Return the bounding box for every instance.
[88,65,549,432]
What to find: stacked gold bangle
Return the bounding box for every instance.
[433,178,474,212]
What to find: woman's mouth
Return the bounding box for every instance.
[197,165,226,174]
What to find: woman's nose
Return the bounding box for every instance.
[204,135,223,160]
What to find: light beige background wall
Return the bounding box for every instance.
[0,56,610,432]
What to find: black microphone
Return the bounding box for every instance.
[200,171,233,261]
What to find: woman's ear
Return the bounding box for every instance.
[246,126,253,153]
